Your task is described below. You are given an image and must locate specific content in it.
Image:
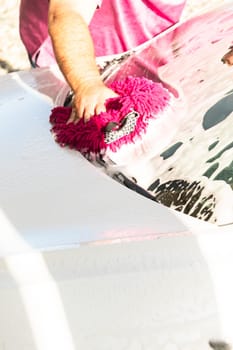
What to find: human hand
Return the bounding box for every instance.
[68,79,118,123]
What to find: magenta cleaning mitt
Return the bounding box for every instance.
[50,76,174,158]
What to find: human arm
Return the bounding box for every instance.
[48,0,118,121]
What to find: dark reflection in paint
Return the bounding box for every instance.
[214,160,233,189]
[203,93,233,130]
[221,45,233,66]
[113,172,158,202]
[160,142,183,160]
[88,4,233,224]
[148,179,216,222]
[147,179,160,192]
[207,141,233,163]
[116,173,216,221]
[208,140,219,151]
[225,89,233,95]
[203,163,219,178]
[209,339,232,350]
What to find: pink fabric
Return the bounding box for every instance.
[90,0,186,56]
[49,76,172,154]
[19,0,186,67]
[19,0,50,60]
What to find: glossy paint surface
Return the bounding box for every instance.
[92,4,233,226]
[1,4,233,350]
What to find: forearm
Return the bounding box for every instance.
[48,7,101,93]
[48,1,118,121]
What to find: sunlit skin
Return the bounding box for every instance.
[48,0,118,123]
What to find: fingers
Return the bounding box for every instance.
[67,108,78,124]
[67,100,107,124]
[95,101,107,116]
[66,84,119,124]
[82,100,107,122]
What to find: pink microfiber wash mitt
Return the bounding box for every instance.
[50,76,181,164]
